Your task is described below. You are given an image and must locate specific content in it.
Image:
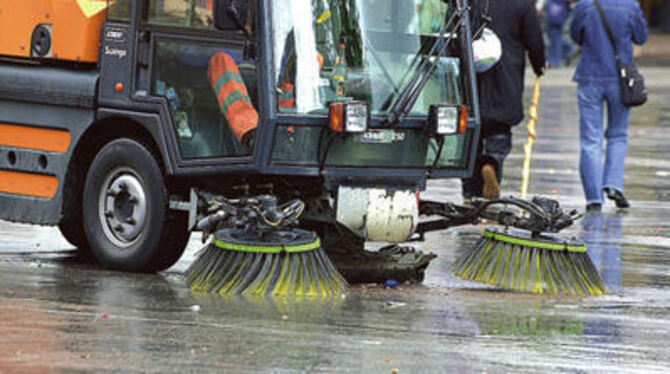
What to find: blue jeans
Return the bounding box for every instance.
[578,82,631,204]
[546,22,573,67]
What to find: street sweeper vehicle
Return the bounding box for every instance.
[0,0,605,296]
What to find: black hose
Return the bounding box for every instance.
[318,133,340,174]
[470,198,550,224]
[429,137,446,175]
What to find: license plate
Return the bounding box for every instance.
[355,130,405,144]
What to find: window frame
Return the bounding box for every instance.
[141,2,263,168]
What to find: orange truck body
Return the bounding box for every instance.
[0,0,108,63]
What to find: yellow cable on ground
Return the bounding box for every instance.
[520,77,542,199]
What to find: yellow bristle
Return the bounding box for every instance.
[454,229,607,296]
[185,229,347,297]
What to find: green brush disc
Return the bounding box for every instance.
[454,228,607,296]
[212,229,323,254]
[481,229,587,253]
[185,228,347,297]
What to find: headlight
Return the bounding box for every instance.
[330,101,369,134]
[428,104,468,135]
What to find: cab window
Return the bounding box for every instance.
[148,0,216,28]
[147,0,256,32]
[107,0,132,22]
[152,41,258,159]
[272,0,462,116]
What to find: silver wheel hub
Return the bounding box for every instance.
[98,168,147,247]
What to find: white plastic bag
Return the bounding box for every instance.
[472,28,502,73]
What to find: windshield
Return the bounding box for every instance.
[272,0,464,116]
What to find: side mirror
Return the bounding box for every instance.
[213,0,250,31]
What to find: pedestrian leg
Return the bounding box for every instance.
[578,84,606,204]
[480,130,511,199]
[561,34,575,63]
[602,82,631,193]
[546,23,563,67]
[462,134,485,200]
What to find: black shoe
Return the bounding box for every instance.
[586,203,602,213]
[604,188,630,209]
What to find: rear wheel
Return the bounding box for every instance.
[82,138,190,272]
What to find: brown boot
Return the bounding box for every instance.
[481,164,500,199]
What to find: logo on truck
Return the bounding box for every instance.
[104,46,127,59]
[105,29,126,42]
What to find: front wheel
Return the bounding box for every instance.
[82,138,189,272]
[58,219,87,249]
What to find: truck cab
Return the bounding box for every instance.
[0,0,480,277]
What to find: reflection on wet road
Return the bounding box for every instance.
[2,81,670,372]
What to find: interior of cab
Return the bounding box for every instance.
[148,0,259,160]
[153,42,257,159]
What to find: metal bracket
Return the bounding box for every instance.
[417,196,580,236]
[169,188,198,230]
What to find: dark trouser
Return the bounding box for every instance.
[546,22,574,67]
[461,123,512,199]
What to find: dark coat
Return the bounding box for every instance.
[477,0,546,128]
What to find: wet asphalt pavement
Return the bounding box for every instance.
[2,68,670,373]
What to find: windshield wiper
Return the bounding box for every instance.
[384,7,466,126]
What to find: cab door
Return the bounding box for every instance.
[143,0,259,164]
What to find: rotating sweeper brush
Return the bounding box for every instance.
[454,228,606,296]
[451,198,606,296]
[185,194,346,297]
[450,78,604,296]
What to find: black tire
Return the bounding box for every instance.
[57,222,98,263]
[58,220,88,249]
[82,138,190,272]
